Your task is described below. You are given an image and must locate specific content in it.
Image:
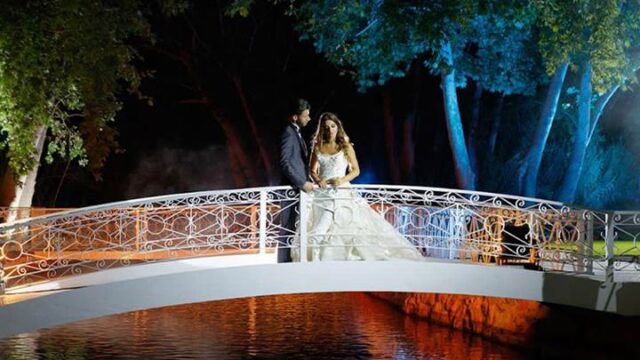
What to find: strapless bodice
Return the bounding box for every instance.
[317,150,349,182]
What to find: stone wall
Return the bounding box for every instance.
[371,292,639,355]
[371,292,548,348]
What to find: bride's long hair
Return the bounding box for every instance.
[311,112,351,152]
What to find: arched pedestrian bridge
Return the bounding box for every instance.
[0,185,639,339]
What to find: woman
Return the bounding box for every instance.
[292,112,423,261]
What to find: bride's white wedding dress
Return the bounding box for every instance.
[291,150,423,261]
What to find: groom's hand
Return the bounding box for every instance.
[302,181,314,193]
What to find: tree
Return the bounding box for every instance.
[462,6,541,181]
[289,1,483,187]
[519,0,640,202]
[518,63,568,198]
[536,103,639,209]
[0,0,185,210]
[229,0,540,191]
[150,1,287,187]
[530,0,640,202]
[587,47,640,147]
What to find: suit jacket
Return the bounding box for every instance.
[279,123,309,189]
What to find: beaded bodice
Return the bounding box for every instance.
[317,150,348,182]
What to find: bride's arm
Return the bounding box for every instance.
[331,144,360,186]
[309,147,327,188]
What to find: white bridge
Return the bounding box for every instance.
[0,185,639,339]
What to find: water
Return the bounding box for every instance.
[0,293,525,359]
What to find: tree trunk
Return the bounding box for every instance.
[225,145,247,188]
[381,88,400,184]
[556,61,592,203]
[204,104,259,187]
[175,51,259,187]
[587,60,640,146]
[440,40,475,190]
[230,74,274,184]
[401,67,421,183]
[521,63,569,197]
[587,85,618,147]
[467,83,482,177]
[7,126,47,222]
[401,111,415,182]
[488,94,504,156]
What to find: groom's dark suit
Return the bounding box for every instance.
[278,123,310,263]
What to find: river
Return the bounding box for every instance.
[0,293,526,359]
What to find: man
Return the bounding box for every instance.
[278,98,314,263]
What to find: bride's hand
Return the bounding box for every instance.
[327,177,345,187]
[318,179,328,188]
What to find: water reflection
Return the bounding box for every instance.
[0,293,525,359]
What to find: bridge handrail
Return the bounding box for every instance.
[0,186,288,230]
[0,185,571,230]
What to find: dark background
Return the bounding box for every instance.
[32,1,640,209]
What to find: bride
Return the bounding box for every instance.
[292,112,423,261]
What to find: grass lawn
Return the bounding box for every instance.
[544,240,640,256]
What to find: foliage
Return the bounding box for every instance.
[463,8,542,95]
[0,0,185,179]
[532,0,640,203]
[228,0,640,203]
[575,134,638,209]
[536,100,639,209]
[227,0,545,192]
[479,95,540,193]
[480,91,639,209]
[229,0,541,94]
[292,1,432,90]
[534,0,640,94]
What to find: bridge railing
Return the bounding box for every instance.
[607,211,640,274]
[331,187,608,273]
[0,185,637,292]
[0,207,71,223]
[0,187,300,291]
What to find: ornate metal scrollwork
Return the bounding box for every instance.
[0,185,637,291]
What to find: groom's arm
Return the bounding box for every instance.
[279,129,307,189]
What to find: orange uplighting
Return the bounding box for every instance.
[371,292,550,348]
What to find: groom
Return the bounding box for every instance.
[278,98,314,263]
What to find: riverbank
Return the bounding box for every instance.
[371,292,640,356]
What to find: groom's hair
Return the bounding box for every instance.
[288,98,310,116]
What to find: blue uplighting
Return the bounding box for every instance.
[352,168,377,184]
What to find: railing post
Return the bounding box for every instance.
[259,190,267,255]
[135,209,141,252]
[0,262,4,295]
[188,204,194,242]
[604,212,616,280]
[527,212,537,265]
[450,204,464,260]
[299,191,310,263]
[585,210,594,274]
